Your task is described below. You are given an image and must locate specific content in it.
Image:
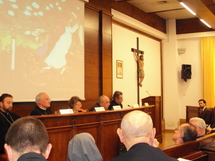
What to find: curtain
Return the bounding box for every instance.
[200,37,215,107]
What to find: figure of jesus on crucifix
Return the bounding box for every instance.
[131,37,144,104]
[133,50,144,87]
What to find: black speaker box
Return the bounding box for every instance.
[181,64,191,82]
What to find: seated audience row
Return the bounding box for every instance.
[3,110,178,161]
[4,109,215,160]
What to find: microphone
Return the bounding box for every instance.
[128,105,132,108]
[146,90,151,96]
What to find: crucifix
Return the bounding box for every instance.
[131,37,144,105]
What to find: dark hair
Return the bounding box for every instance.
[0,93,13,102]
[198,99,206,104]
[5,117,49,154]
[68,96,82,109]
[181,123,197,142]
[112,91,123,100]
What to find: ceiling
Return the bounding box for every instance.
[121,0,215,28]
[126,0,194,19]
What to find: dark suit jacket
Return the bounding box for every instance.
[109,143,177,161]
[89,103,100,112]
[0,111,20,154]
[30,106,52,116]
[108,100,123,110]
[200,107,212,125]
[17,152,47,161]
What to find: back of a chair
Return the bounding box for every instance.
[0,153,8,161]
[197,132,215,152]
[163,133,215,160]
[210,107,215,128]
[163,140,199,158]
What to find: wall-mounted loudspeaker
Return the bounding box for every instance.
[181,64,191,82]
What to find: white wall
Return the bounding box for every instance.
[112,24,161,108]
[163,20,215,129]
[112,10,215,130]
[177,38,202,118]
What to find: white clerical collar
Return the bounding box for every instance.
[202,106,206,111]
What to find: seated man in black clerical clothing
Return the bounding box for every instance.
[0,93,20,154]
[198,99,213,126]
[89,95,110,112]
[30,92,52,115]
[108,91,123,110]
[4,117,52,161]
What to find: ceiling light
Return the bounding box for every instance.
[180,2,196,16]
[200,19,212,28]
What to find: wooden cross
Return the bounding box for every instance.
[131,37,144,105]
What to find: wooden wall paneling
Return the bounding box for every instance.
[33,106,157,161]
[102,121,121,161]
[176,18,213,34]
[76,123,101,154]
[85,6,101,106]
[87,0,111,14]
[101,12,112,97]
[111,0,133,17]
[142,96,162,143]
[186,106,200,122]
[47,128,72,161]
[13,102,35,117]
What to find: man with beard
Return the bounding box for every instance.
[0,93,20,154]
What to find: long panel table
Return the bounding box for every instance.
[34,106,159,161]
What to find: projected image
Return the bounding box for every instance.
[0,0,84,101]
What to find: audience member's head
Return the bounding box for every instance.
[4,117,52,161]
[112,91,123,104]
[117,110,156,151]
[68,96,83,113]
[35,92,51,110]
[172,123,197,144]
[0,93,13,113]
[189,117,206,137]
[198,99,206,108]
[67,132,103,161]
[98,95,110,110]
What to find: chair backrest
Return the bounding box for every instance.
[163,133,215,159]
[0,153,8,161]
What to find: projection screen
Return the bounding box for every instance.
[0,0,85,101]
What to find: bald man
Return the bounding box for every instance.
[89,95,110,112]
[110,110,177,161]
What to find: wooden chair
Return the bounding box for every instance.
[163,133,215,161]
[0,153,8,161]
